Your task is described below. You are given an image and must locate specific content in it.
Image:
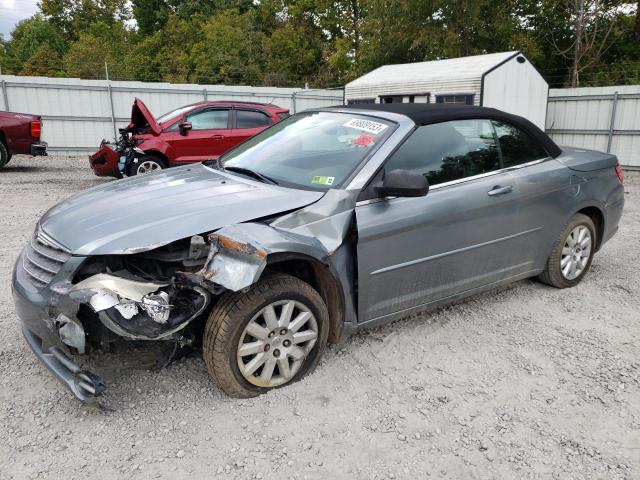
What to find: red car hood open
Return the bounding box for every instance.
[129,98,161,135]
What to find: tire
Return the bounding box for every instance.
[0,141,9,168]
[538,213,596,288]
[126,155,166,176]
[203,273,329,398]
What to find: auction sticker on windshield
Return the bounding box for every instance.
[343,118,389,135]
[311,175,335,186]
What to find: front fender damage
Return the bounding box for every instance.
[189,190,359,333]
[70,191,357,350]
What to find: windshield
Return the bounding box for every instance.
[214,111,395,190]
[156,105,195,124]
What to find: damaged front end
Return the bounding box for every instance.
[13,234,217,402]
[14,188,359,402]
[66,235,217,348]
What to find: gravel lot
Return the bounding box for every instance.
[1,155,638,480]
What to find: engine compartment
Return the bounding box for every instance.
[70,236,216,347]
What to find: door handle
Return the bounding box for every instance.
[487,185,513,196]
[211,135,225,140]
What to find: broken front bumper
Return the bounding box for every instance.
[12,251,105,401]
[89,144,121,178]
[13,243,211,401]
[22,326,105,401]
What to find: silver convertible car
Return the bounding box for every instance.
[12,104,624,401]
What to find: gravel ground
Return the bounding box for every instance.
[0,155,639,480]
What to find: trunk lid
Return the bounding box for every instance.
[129,98,161,135]
[556,147,619,172]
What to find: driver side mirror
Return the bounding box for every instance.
[179,121,192,136]
[374,169,429,198]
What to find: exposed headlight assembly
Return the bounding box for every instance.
[71,274,209,340]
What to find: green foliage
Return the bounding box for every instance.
[263,20,324,86]
[1,0,638,87]
[39,0,131,41]
[131,0,172,35]
[63,33,111,78]
[19,46,63,76]
[191,10,265,84]
[3,15,66,74]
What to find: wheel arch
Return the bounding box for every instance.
[266,252,345,344]
[141,149,169,165]
[575,205,605,250]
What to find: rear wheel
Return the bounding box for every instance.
[538,213,596,288]
[203,273,329,398]
[0,141,9,168]
[127,155,165,176]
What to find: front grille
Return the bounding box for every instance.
[22,233,71,288]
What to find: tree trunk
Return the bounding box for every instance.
[570,0,585,87]
[635,0,640,41]
[351,0,360,61]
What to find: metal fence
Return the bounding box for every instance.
[0,75,344,155]
[546,85,640,169]
[3,75,638,167]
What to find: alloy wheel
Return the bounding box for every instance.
[560,225,592,280]
[136,160,162,174]
[237,300,318,388]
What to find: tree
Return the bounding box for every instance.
[63,32,112,78]
[3,15,66,74]
[191,10,265,84]
[549,0,623,87]
[263,20,324,86]
[19,46,63,76]
[131,0,171,35]
[147,14,206,83]
[0,36,9,74]
[635,0,640,40]
[39,0,131,41]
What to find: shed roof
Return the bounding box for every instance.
[346,51,521,89]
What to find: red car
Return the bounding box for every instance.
[0,110,47,168]
[90,99,289,177]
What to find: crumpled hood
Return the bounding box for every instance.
[129,98,161,135]
[40,164,324,256]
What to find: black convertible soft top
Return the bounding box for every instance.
[332,103,561,158]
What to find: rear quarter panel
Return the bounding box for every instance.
[554,148,624,248]
[570,166,624,248]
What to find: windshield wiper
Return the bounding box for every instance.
[224,166,278,185]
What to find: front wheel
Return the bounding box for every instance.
[538,213,596,288]
[203,273,329,398]
[127,155,166,176]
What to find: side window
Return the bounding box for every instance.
[236,110,273,129]
[384,119,500,185]
[187,109,229,130]
[492,121,548,167]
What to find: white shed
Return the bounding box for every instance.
[345,51,549,130]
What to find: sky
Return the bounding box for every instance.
[0,0,39,39]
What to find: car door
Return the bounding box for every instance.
[227,108,275,146]
[356,119,532,323]
[492,120,574,272]
[165,107,233,164]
